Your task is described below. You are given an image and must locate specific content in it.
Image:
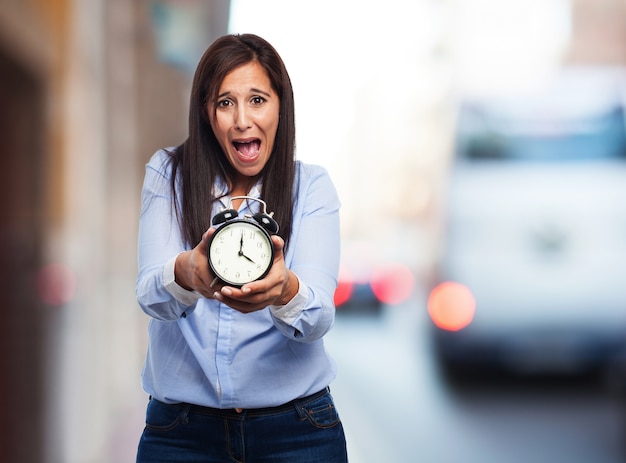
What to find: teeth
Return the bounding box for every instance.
[234,140,260,157]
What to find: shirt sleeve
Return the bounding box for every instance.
[272,163,341,342]
[163,254,203,306]
[135,150,199,320]
[269,275,308,324]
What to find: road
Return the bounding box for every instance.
[326,299,626,463]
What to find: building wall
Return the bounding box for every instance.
[0,37,46,463]
[0,2,66,462]
[0,1,192,461]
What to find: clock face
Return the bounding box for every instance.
[208,219,274,287]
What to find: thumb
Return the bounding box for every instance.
[199,228,215,251]
[271,235,285,262]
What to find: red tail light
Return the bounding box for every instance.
[334,268,354,307]
[427,281,476,331]
[370,263,415,305]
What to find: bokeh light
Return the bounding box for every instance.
[370,263,415,305]
[36,262,77,306]
[334,267,354,307]
[427,281,476,331]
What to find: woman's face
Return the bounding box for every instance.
[209,61,280,187]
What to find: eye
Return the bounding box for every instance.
[217,98,233,108]
[251,96,266,106]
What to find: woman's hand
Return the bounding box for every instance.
[213,235,299,313]
[174,228,220,299]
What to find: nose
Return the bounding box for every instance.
[234,106,252,131]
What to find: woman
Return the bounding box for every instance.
[135,33,347,462]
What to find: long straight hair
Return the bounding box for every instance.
[168,34,297,249]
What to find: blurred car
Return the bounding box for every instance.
[335,241,416,314]
[428,67,626,385]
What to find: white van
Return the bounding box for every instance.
[429,67,626,384]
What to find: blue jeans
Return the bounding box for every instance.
[136,389,348,462]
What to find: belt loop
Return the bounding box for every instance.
[293,397,307,419]
[180,403,192,425]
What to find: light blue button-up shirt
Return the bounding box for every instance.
[136,149,341,408]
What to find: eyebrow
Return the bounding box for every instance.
[217,88,272,99]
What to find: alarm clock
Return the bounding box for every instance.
[207,196,279,287]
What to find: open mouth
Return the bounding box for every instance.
[233,139,261,160]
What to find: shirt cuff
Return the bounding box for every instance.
[163,254,203,306]
[269,276,308,325]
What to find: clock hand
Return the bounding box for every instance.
[237,231,255,263]
[241,253,255,264]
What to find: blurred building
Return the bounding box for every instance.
[0,1,228,462]
[0,0,623,462]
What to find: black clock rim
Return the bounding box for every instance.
[207,218,274,287]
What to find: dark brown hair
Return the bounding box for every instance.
[168,33,297,248]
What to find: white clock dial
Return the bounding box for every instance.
[208,220,274,286]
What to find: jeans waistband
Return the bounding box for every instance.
[184,387,329,418]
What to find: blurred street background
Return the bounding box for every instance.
[2,0,626,462]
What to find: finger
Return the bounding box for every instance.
[271,235,286,264]
[218,285,269,305]
[198,227,216,253]
[213,291,257,312]
[271,234,285,251]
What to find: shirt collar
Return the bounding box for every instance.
[214,178,263,212]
